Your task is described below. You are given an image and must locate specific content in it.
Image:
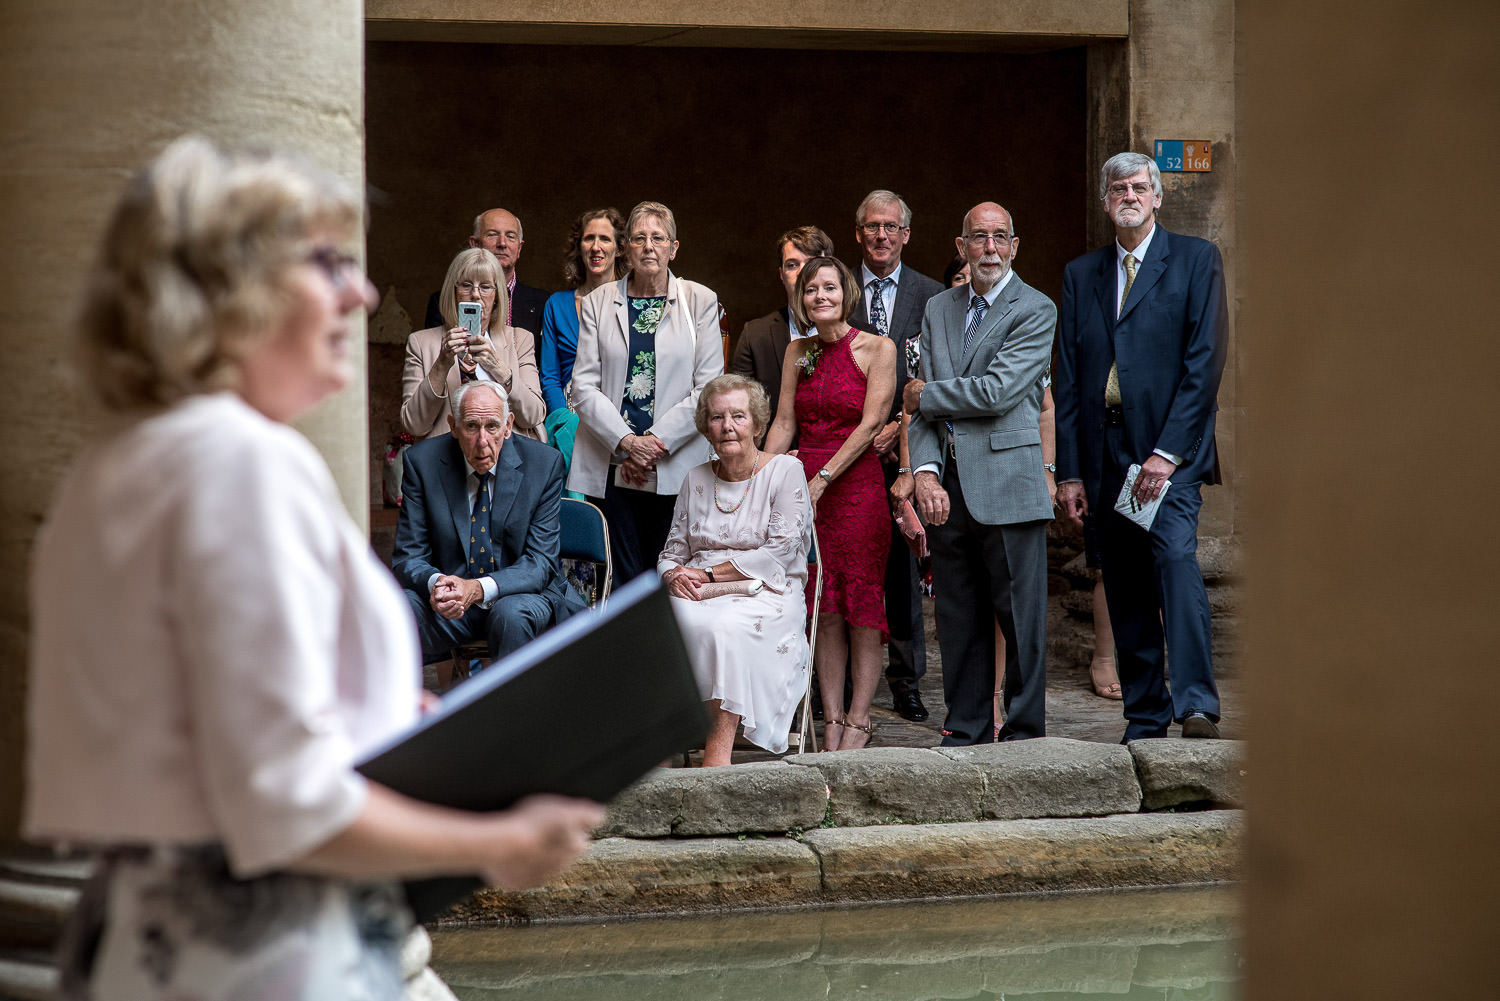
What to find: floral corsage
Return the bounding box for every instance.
[796,341,823,379]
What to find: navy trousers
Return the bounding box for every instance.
[1097,429,1219,740]
[406,589,555,665]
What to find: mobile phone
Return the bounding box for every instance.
[457,300,483,343]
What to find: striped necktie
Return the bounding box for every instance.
[963,292,988,352]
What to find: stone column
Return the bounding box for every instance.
[0,0,368,842]
[1242,3,1498,998]
[1087,0,1240,538]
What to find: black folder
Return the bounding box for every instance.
[358,573,708,920]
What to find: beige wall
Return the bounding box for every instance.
[1242,2,1498,997]
[0,0,369,843]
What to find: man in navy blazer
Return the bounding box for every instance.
[392,381,579,667]
[848,190,944,723]
[1055,152,1229,741]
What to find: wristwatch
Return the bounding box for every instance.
[818,468,833,483]
[705,566,716,582]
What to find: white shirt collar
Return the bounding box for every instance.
[861,261,903,289]
[969,268,1015,308]
[1115,223,1157,267]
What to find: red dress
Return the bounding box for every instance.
[794,328,890,636]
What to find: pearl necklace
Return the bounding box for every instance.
[713,450,762,514]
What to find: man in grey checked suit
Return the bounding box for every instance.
[849,189,944,723]
[905,202,1056,743]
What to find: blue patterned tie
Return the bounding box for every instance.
[868,277,893,338]
[468,472,497,574]
[963,292,988,353]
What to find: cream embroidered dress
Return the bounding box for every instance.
[657,454,812,753]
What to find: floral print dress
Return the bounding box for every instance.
[620,296,665,434]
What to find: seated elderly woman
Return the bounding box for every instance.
[401,246,547,441]
[657,374,812,766]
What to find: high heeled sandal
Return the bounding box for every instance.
[841,718,877,748]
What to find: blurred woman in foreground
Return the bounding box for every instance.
[25,137,601,999]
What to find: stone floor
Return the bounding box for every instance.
[712,596,1243,764]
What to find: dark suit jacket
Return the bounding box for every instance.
[1055,226,1228,509]
[424,281,550,351]
[849,263,944,421]
[730,307,793,427]
[392,431,572,616]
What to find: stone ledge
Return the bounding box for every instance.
[448,836,823,923]
[935,738,1143,819]
[1129,740,1245,809]
[450,811,1241,923]
[602,737,1233,840]
[786,748,983,826]
[803,812,1240,904]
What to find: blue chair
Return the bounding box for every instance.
[441,497,613,692]
[560,497,612,608]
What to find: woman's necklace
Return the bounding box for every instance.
[713,450,762,514]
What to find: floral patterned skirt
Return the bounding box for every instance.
[56,845,412,1001]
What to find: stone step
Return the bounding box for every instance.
[0,953,59,1001]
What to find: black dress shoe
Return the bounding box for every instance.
[1181,711,1222,739]
[893,690,929,722]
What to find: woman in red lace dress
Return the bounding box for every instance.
[764,257,895,750]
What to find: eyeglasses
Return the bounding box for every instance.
[629,234,671,248]
[860,222,907,236]
[307,247,361,287]
[963,231,1013,247]
[456,281,497,295]
[1107,181,1155,199]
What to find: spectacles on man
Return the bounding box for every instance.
[963,231,1013,247]
[629,234,671,248]
[860,222,907,236]
[307,247,361,287]
[456,280,497,295]
[1107,181,1155,199]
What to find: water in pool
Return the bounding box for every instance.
[429,884,1239,1000]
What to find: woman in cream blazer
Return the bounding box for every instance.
[568,201,723,580]
[400,247,546,441]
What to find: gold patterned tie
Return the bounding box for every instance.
[1104,253,1137,406]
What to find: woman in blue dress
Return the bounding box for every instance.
[538,208,627,471]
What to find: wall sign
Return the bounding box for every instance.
[1154,140,1212,172]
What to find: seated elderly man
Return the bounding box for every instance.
[393,381,581,671]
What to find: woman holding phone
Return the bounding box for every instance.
[400,247,546,440]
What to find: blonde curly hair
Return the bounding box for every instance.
[76,136,362,413]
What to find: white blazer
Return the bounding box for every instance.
[568,272,723,496]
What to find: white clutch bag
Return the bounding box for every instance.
[696,578,764,599]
